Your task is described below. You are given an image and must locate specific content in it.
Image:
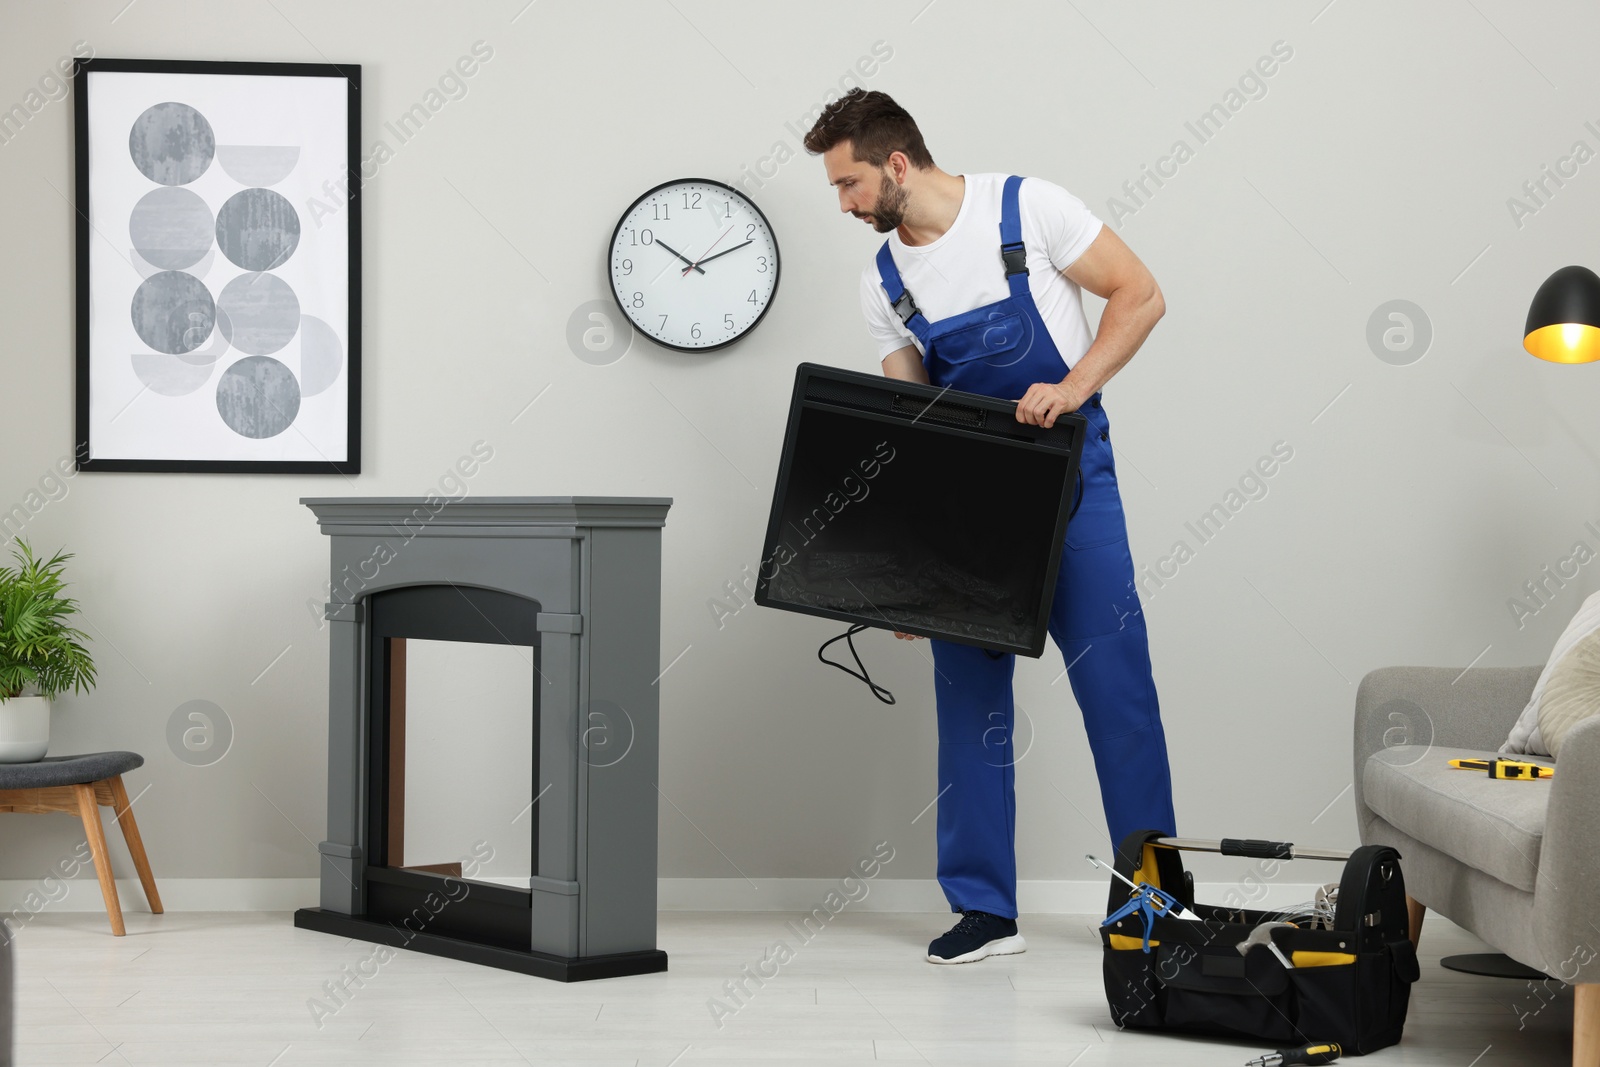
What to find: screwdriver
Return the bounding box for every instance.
[1244,1042,1341,1066]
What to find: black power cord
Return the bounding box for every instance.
[818,623,896,705]
[816,466,1082,706]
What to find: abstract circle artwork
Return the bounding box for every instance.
[215,355,302,439]
[217,272,301,355]
[128,101,215,186]
[130,270,215,355]
[84,63,354,470]
[128,186,214,270]
[215,187,301,271]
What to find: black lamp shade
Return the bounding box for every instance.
[1524,264,1600,364]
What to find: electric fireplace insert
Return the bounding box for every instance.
[755,363,1087,659]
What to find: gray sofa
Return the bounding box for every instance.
[1354,664,1600,1067]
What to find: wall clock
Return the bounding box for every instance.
[608,178,779,352]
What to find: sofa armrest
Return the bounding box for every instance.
[1536,714,1600,983]
[1353,665,1541,839]
[0,923,11,1067]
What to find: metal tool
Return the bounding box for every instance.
[1086,854,1200,921]
[1236,921,1295,969]
[1244,1041,1342,1066]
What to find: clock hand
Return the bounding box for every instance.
[691,240,754,268]
[654,239,705,275]
[682,225,735,275]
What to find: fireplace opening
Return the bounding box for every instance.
[364,585,542,952]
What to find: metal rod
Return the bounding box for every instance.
[1086,853,1142,893]
[1153,837,1351,862]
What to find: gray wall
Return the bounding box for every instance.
[2,0,1598,895]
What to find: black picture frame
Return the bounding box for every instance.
[754,363,1087,658]
[73,57,361,474]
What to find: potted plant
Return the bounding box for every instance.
[0,540,97,762]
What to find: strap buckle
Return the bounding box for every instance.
[1001,242,1029,277]
[891,289,921,326]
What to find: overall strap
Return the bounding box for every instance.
[998,175,1030,299]
[875,241,931,346]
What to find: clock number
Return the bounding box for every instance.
[631,292,644,308]
[628,228,654,246]
[659,314,668,332]
[682,190,702,210]
[723,313,735,330]
[722,200,732,218]
[746,223,757,240]
[690,322,702,340]
[653,203,670,221]
[620,259,633,275]
[747,290,757,305]
[756,256,768,273]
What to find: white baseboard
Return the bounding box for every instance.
[0,877,1331,915]
[0,878,320,915]
[657,878,1331,914]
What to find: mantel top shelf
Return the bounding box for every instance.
[301,496,674,531]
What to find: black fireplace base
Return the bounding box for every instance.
[293,908,669,982]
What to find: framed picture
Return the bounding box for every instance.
[73,58,361,474]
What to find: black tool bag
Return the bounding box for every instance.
[1100,830,1420,1055]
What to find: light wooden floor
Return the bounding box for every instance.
[5,908,1575,1065]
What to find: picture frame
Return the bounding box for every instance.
[73,58,361,474]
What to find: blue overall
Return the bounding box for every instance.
[876,176,1177,919]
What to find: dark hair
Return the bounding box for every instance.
[803,89,935,169]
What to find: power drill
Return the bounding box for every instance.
[1245,1042,1341,1066]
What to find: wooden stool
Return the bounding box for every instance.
[0,751,162,936]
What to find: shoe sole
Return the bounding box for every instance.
[926,933,1027,965]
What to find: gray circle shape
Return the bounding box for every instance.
[129,186,214,270]
[217,272,301,355]
[215,187,301,271]
[1367,299,1433,366]
[216,355,301,439]
[129,102,215,186]
[130,270,215,355]
[167,699,234,767]
[1362,697,1436,768]
[297,314,343,397]
[581,699,636,769]
[131,350,215,397]
[982,703,1036,768]
[566,299,634,366]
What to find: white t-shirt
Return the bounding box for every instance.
[859,173,1103,371]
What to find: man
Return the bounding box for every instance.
[804,90,1178,965]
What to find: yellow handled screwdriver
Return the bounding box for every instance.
[1245,1042,1341,1066]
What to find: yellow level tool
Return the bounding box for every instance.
[1448,758,1553,780]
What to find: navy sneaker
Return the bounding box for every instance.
[926,909,1026,964]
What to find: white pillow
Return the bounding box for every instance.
[1539,627,1600,758]
[1503,589,1600,756]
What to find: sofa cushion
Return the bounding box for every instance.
[1363,745,1552,893]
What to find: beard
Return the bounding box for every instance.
[862,172,908,233]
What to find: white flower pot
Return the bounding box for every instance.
[0,695,51,763]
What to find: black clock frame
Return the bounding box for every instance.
[607,178,780,354]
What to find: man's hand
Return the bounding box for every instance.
[892,631,925,640]
[1015,381,1084,428]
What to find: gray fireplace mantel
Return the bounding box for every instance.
[294,495,673,980]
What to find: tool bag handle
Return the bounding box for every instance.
[1152,836,1352,862]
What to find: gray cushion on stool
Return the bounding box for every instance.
[0,752,144,790]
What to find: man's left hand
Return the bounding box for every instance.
[1015,381,1084,428]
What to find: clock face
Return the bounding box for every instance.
[608,179,780,352]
